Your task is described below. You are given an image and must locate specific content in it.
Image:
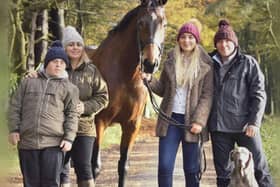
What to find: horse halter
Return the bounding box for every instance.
[136,6,164,74]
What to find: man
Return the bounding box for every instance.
[208,19,274,187]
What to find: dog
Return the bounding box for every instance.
[228,146,259,187]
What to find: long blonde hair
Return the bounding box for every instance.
[175,44,200,88]
[175,18,202,88]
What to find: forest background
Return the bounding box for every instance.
[0,0,279,184]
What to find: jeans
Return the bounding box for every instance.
[158,113,200,187]
[19,147,64,187]
[60,160,70,184]
[71,136,95,181]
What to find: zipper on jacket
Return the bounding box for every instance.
[68,70,73,82]
[36,78,50,149]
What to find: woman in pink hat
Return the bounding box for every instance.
[143,19,213,187]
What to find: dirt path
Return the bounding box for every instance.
[94,138,216,187]
[5,118,217,187]
[94,118,216,187]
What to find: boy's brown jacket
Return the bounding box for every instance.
[8,72,79,149]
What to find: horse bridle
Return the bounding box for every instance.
[136,7,164,74]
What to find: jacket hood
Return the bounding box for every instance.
[39,69,69,79]
[209,46,241,59]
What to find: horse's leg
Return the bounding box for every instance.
[92,119,106,179]
[118,117,142,187]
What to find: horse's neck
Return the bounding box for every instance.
[117,32,141,82]
[114,22,138,53]
[95,22,140,77]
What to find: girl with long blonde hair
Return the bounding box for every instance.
[144,18,213,187]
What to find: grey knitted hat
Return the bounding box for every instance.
[62,26,84,47]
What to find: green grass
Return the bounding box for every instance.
[101,124,122,148]
[0,15,13,177]
[261,116,280,185]
[0,110,20,176]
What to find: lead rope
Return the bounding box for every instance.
[198,133,207,180]
[143,78,207,180]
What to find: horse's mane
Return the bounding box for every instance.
[108,6,141,36]
[106,0,163,36]
[98,1,160,48]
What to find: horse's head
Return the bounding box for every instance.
[137,0,167,74]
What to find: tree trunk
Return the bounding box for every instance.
[35,9,48,68]
[11,0,27,75]
[9,9,16,62]
[27,11,38,71]
[262,58,274,115]
[58,8,65,37]
[49,8,64,41]
[75,0,84,37]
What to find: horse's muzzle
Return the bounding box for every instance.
[142,58,160,73]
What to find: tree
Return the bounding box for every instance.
[9,0,66,82]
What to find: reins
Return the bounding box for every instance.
[136,5,164,74]
[143,78,207,180]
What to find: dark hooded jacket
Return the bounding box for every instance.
[208,48,266,132]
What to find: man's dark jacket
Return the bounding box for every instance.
[208,48,266,132]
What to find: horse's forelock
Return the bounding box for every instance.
[149,0,162,8]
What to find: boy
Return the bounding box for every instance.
[8,41,79,187]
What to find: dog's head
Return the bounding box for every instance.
[229,147,253,177]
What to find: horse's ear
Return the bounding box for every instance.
[140,0,149,6]
[157,0,167,5]
[140,0,167,6]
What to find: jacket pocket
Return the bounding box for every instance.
[223,109,248,131]
[223,73,248,115]
[43,89,65,121]
[78,116,94,134]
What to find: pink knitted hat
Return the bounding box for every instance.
[177,22,200,43]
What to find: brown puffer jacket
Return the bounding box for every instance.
[149,46,213,143]
[8,72,79,149]
[68,62,109,136]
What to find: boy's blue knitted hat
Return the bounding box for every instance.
[44,40,70,68]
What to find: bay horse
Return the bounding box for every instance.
[90,0,168,186]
